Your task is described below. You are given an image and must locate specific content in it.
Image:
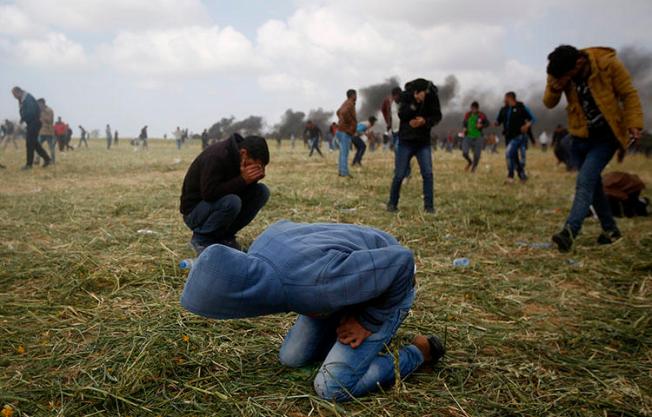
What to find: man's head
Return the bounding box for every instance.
[368,116,377,126]
[470,101,479,113]
[409,79,430,103]
[306,120,314,128]
[346,89,357,102]
[391,87,402,101]
[57,117,62,122]
[11,86,23,100]
[504,92,517,106]
[547,45,587,79]
[238,135,270,168]
[37,98,46,109]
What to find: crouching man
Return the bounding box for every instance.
[180,221,445,402]
[179,133,270,254]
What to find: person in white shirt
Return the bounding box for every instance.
[538,131,550,152]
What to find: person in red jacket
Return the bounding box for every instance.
[53,117,67,152]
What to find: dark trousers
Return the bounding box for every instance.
[26,122,49,167]
[309,137,323,157]
[351,136,366,165]
[183,183,270,245]
[565,134,619,236]
[389,141,434,210]
[462,136,484,172]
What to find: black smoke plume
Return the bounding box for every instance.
[620,46,652,128]
[208,115,263,139]
[274,109,306,138]
[358,77,400,121]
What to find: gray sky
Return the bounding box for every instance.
[1,0,650,137]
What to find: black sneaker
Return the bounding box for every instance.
[427,335,446,364]
[597,229,622,245]
[42,160,52,168]
[552,227,575,253]
[425,207,436,214]
[386,203,398,213]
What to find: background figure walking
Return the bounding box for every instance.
[105,124,112,149]
[304,120,324,157]
[12,86,50,170]
[35,98,56,165]
[336,89,357,177]
[78,126,88,148]
[461,101,489,173]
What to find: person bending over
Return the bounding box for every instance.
[544,45,643,252]
[179,133,270,255]
[180,221,445,402]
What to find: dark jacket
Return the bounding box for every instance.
[20,93,41,125]
[179,134,247,215]
[180,221,416,332]
[496,102,534,141]
[398,79,442,144]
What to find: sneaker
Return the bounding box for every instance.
[425,207,436,214]
[504,177,515,185]
[338,174,353,179]
[42,160,51,168]
[597,229,622,245]
[427,335,446,364]
[552,227,575,253]
[20,165,32,171]
[386,203,398,213]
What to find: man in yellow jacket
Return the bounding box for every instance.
[544,45,643,252]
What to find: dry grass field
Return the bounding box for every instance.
[1,139,650,416]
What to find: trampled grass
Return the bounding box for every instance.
[0,140,650,416]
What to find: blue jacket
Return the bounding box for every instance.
[20,93,41,125]
[180,221,416,332]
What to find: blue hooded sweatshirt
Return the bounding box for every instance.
[180,221,415,332]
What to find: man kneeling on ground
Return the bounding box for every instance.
[180,221,445,402]
[179,133,270,255]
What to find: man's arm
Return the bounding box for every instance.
[543,75,566,109]
[381,97,391,126]
[199,159,248,202]
[424,92,442,128]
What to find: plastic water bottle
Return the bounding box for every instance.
[453,258,470,268]
[179,259,195,270]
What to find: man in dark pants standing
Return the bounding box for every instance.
[495,92,535,184]
[544,45,643,252]
[180,133,270,255]
[11,87,50,170]
[387,79,442,213]
[303,120,324,157]
[461,101,489,173]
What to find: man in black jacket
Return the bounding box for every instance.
[387,78,442,213]
[12,86,51,170]
[495,92,535,183]
[180,134,270,254]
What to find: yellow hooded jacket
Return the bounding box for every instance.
[543,47,644,148]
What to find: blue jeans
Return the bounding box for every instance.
[393,133,411,177]
[389,141,434,210]
[37,135,56,164]
[183,183,269,245]
[309,137,323,157]
[337,131,352,176]
[351,135,366,165]
[565,135,619,235]
[505,135,527,179]
[279,288,422,401]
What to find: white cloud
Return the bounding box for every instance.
[0,4,36,36]
[14,0,210,32]
[13,32,87,68]
[99,25,261,76]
